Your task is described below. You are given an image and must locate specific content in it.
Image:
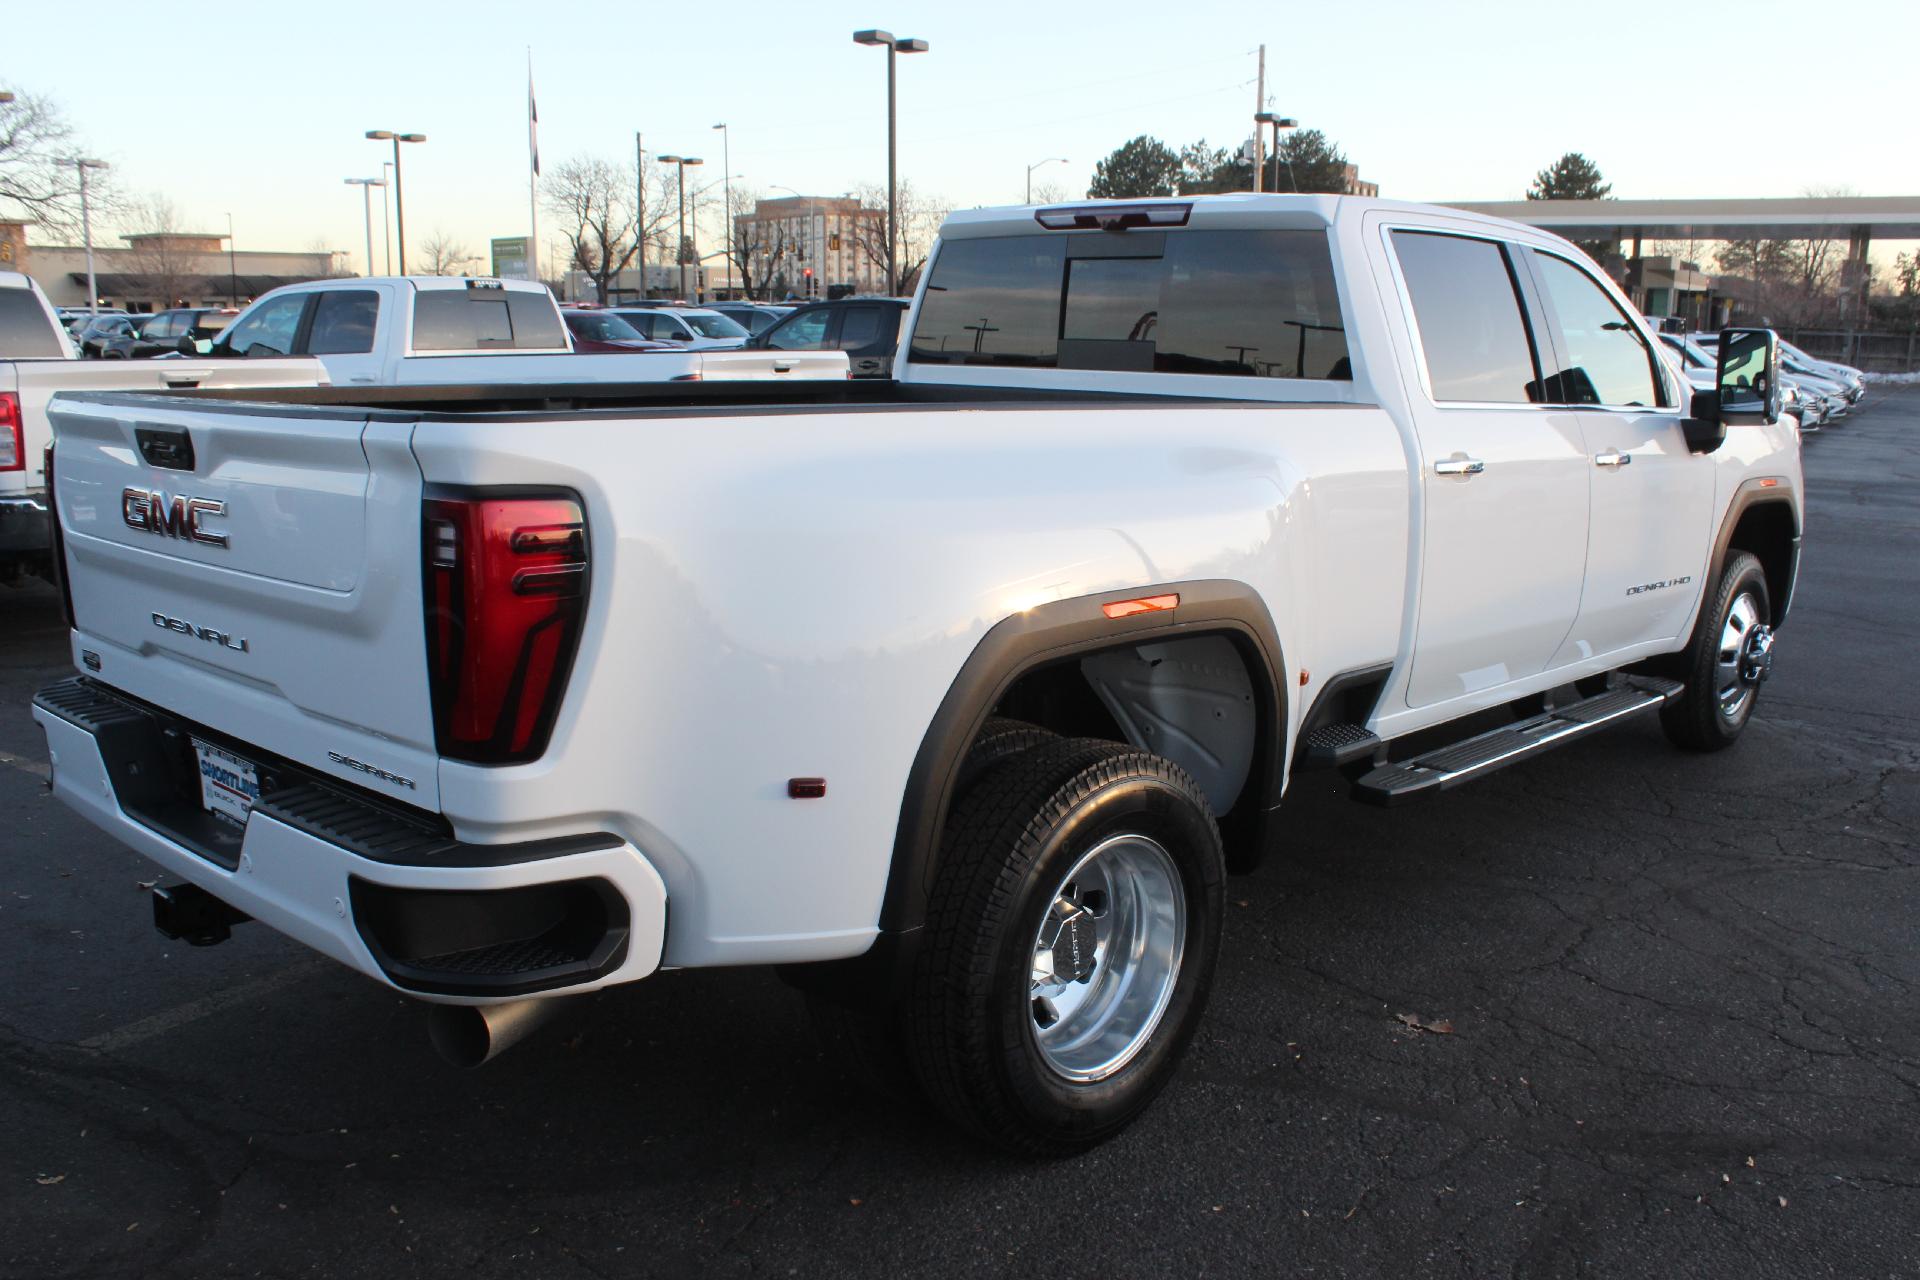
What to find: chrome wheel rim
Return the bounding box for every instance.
[1715,591,1768,721]
[1027,833,1186,1083]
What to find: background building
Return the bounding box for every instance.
[2,224,342,312]
[735,196,884,300]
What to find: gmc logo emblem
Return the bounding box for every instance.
[122,487,229,548]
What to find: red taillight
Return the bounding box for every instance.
[422,490,588,764]
[0,393,23,472]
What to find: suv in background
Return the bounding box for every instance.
[749,297,909,378]
[705,302,793,336]
[609,306,751,350]
[98,308,238,359]
[74,313,137,358]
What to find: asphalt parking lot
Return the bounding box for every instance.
[3,393,1917,1280]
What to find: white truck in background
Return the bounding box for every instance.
[2,273,844,583]
[34,195,1801,1155]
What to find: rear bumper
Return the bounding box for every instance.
[32,677,669,1004]
[0,490,52,555]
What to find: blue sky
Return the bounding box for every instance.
[8,0,1916,269]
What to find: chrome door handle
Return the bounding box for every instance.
[1594,450,1633,468]
[1433,457,1485,476]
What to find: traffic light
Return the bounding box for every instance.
[803,267,815,296]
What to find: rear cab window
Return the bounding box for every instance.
[411,282,566,352]
[910,229,1350,381]
[0,288,66,358]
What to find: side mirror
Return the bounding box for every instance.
[1715,327,1782,427]
[176,335,214,356]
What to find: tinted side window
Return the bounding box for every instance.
[1392,231,1541,404]
[306,290,379,355]
[910,230,1349,379]
[0,290,66,357]
[224,294,308,357]
[1532,253,1663,407]
[140,313,181,341]
[768,309,832,350]
[835,305,883,351]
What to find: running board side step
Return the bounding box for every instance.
[1351,676,1683,807]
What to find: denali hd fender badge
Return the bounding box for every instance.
[152,612,249,653]
[326,751,417,790]
[123,487,229,548]
[1626,575,1692,597]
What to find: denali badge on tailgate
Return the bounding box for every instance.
[152,612,249,653]
[122,487,229,548]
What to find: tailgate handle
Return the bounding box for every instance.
[160,372,203,387]
[136,427,197,472]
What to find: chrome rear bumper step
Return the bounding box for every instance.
[1351,676,1683,807]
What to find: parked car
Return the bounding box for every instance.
[1779,339,1864,403]
[34,195,1802,1154]
[749,297,911,378]
[560,308,676,353]
[705,302,794,336]
[98,308,239,359]
[58,307,126,337]
[74,313,139,358]
[609,306,752,350]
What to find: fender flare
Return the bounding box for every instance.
[1710,478,1802,628]
[879,579,1290,940]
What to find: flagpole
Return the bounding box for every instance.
[527,49,541,286]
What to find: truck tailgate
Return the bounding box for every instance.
[4,355,327,494]
[697,349,850,380]
[50,393,440,808]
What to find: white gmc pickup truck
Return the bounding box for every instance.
[32,195,1802,1154]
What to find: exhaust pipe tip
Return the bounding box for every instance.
[427,998,566,1068]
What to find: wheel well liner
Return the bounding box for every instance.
[1714,483,1801,627]
[880,581,1289,939]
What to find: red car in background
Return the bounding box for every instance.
[561,308,676,354]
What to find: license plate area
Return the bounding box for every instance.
[193,739,259,827]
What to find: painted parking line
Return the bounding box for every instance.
[79,961,326,1053]
[0,749,51,780]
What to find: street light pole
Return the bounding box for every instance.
[225,211,238,305]
[74,159,108,315]
[1025,157,1068,204]
[634,132,646,301]
[712,123,733,301]
[854,29,928,296]
[380,162,394,274]
[344,178,385,277]
[366,130,425,273]
[658,155,703,300]
[1254,113,1298,192]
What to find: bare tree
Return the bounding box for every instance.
[0,85,104,239]
[543,155,648,304]
[727,187,792,302]
[120,196,205,308]
[848,180,949,295]
[417,229,478,276]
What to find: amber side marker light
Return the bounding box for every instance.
[1101,593,1179,620]
[1759,478,1780,488]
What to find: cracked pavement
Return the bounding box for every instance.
[2,393,1916,1278]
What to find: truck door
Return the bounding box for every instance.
[1385,228,1590,710]
[1520,249,1715,661]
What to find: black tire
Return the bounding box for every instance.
[1662,550,1772,752]
[906,737,1225,1155]
[953,716,1057,796]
